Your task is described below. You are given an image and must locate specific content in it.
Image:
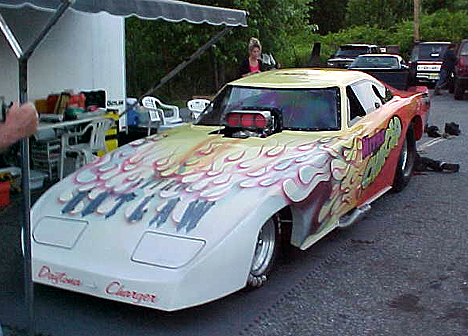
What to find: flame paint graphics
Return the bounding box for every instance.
[57,131,367,234]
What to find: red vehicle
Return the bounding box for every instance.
[454,39,468,100]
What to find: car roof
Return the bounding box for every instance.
[417,41,451,45]
[229,68,376,88]
[356,53,403,60]
[340,43,378,47]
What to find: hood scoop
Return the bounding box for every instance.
[221,107,282,138]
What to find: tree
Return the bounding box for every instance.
[345,0,413,29]
[421,0,468,13]
[125,0,311,99]
[308,0,348,34]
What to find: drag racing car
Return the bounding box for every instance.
[31,68,429,311]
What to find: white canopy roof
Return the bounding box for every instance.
[0,0,248,26]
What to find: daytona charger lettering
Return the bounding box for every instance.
[37,265,82,287]
[105,281,158,304]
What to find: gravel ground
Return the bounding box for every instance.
[240,173,468,336]
[1,92,467,336]
[239,91,468,336]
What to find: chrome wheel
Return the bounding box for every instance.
[393,125,416,192]
[248,216,279,287]
[400,138,411,178]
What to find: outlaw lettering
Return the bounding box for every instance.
[362,129,386,159]
[37,265,82,287]
[105,281,158,304]
[362,116,402,189]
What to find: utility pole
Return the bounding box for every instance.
[414,0,420,42]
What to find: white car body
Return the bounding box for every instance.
[31,69,429,311]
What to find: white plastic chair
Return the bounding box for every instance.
[141,96,182,132]
[60,118,114,179]
[187,98,210,119]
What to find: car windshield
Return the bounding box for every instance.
[335,46,370,58]
[195,85,341,131]
[418,44,449,60]
[351,56,399,69]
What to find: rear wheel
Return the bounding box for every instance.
[247,214,280,288]
[393,125,416,192]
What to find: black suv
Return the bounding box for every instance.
[327,44,380,69]
[409,41,450,85]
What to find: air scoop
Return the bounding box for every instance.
[224,108,282,138]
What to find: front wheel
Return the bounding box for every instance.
[247,214,280,288]
[392,125,416,192]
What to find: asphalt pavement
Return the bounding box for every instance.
[1,91,468,336]
[240,89,468,336]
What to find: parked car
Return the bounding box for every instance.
[327,44,380,68]
[409,41,451,85]
[349,54,407,70]
[348,54,410,90]
[30,68,429,311]
[454,39,468,100]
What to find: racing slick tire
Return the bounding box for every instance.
[392,124,416,192]
[454,79,464,100]
[247,214,281,288]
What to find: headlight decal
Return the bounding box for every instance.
[132,232,205,268]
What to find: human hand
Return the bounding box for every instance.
[4,102,39,142]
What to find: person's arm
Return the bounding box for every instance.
[0,102,38,152]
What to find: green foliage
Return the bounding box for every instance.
[417,9,468,42]
[389,9,468,57]
[422,0,468,13]
[307,0,348,34]
[125,0,310,101]
[345,0,413,29]
[125,1,468,103]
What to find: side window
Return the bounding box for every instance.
[349,80,386,115]
[346,86,366,126]
[410,46,419,62]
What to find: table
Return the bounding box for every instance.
[36,116,109,180]
[38,116,106,131]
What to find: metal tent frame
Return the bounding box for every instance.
[0,1,247,335]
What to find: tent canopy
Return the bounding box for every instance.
[1,2,247,335]
[0,0,248,26]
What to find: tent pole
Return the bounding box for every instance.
[142,26,234,97]
[18,58,35,336]
[1,2,74,336]
[0,12,22,58]
[22,0,76,60]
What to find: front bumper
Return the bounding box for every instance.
[33,260,170,308]
[30,206,257,311]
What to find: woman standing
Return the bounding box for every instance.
[238,37,266,78]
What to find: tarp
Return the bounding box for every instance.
[0,0,248,26]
